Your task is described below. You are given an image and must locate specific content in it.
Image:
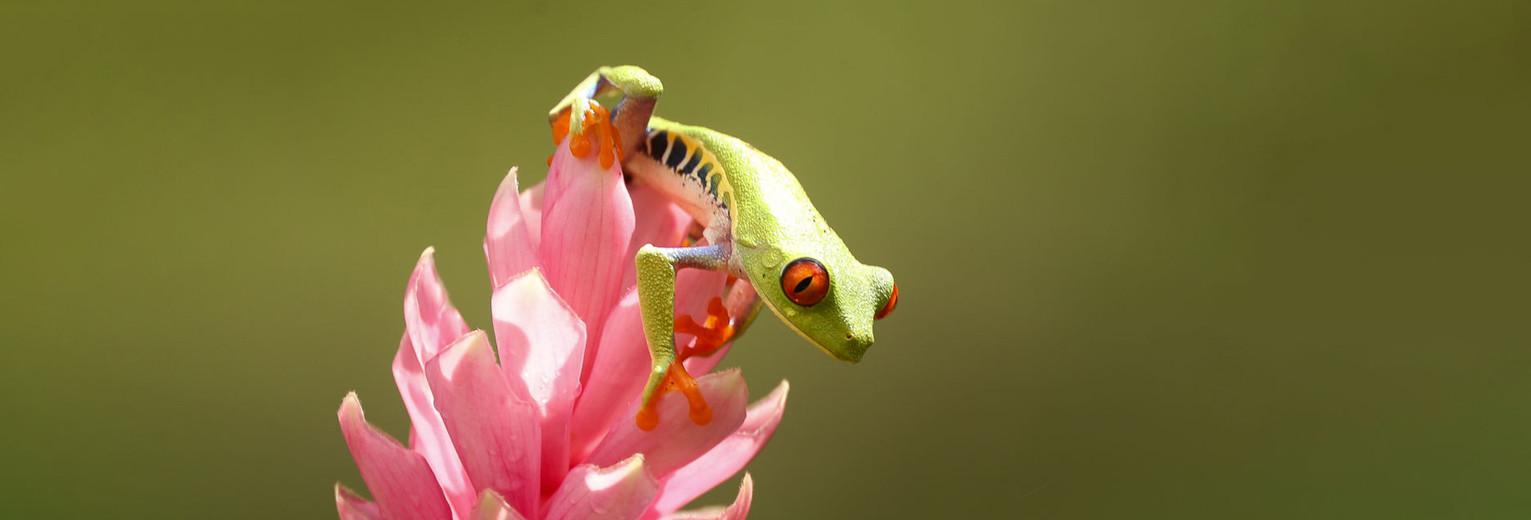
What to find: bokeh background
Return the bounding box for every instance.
[3,1,1527,518]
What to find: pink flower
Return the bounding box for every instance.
[335,125,787,520]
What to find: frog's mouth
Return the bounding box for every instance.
[760,300,865,363]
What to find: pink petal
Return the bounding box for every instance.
[681,343,732,376]
[485,168,542,289]
[520,180,545,249]
[622,182,693,289]
[335,483,383,520]
[398,248,477,515]
[567,289,645,462]
[405,247,470,363]
[470,490,530,520]
[338,393,453,520]
[645,381,786,517]
[683,282,759,376]
[423,330,542,518]
[392,335,473,518]
[539,140,634,383]
[586,369,750,480]
[657,474,754,520]
[543,455,660,520]
[491,268,586,493]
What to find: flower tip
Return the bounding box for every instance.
[337,393,377,442]
[659,474,753,520]
[498,167,521,191]
[337,389,455,520]
[769,380,789,401]
[710,368,749,393]
[335,483,383,520]
[755,380,789,424]
[461,328,491,347]
[339,392,362,420]
[428,328,493,377]
[725,473,754,520]
[593,453,650,489]
[490,168,524,213]
[412,246,441,280]
[334,482,360,504]
[470,489,528,520]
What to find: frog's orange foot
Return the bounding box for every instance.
[550,100,624,168]
[674,297,737,360]
[636,359,712,431]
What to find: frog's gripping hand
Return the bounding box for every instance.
[549,66,662,162]
[633,244,759,431]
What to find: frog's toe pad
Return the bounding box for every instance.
[550,98,623,168]
[635,405,660,431]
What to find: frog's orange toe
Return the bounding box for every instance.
[674,297,737,360]
[551,111,572,146]
[688,399,714,426]
[635,405,659,432]
[634,359,713,431]
[551,101,623,169]
[670,362,712,426]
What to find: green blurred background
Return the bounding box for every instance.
[2,1,1527,518]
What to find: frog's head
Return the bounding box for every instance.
[747,245,898,363]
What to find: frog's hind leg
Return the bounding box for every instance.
[633,242,732,431]
[549,66,663,161]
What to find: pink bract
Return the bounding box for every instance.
[336,139,786,520]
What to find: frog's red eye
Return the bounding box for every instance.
[781,258,829,306]
[875,283,899,320]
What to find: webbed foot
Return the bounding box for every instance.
[636,359,712,431]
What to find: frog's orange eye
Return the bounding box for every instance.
[781,258,829,306]
[875,283,898,320]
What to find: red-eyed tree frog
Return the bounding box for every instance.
[547,66,898,431]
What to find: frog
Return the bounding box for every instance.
[547,66,898,431]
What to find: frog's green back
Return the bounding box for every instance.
[647,116,817,249]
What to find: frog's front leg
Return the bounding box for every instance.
[633,242,733,431]
[548,65,662,161]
